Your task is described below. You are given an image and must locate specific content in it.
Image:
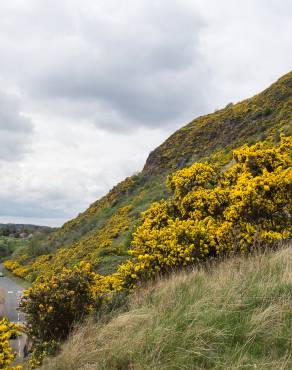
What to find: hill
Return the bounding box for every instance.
[4,71,292,281]
[41,246,292,370]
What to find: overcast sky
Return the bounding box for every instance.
[0,0,291,226]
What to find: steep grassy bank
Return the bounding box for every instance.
[41,247,292,370]
[5,71,292,281]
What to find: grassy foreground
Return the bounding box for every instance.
[40,247,292,370]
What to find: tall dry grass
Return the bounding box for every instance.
[41,247,292,370]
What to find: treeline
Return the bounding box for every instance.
[0,225,56,260]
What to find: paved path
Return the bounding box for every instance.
[0,264,26,360]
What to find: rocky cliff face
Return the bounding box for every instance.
[143,71,292,174]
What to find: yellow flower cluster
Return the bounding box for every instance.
[167,162,217,198]
[3,260,29,279]
[117,136,292,288]
[0,318,22,370]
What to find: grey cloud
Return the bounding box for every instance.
[9,0,210,131]
[0,92,33,161]
[0,197,64,219]
[0,186,85,220]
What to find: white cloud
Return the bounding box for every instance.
[0,0,209,131]
[196,0,292,106]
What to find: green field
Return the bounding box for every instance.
[0,236,28,259]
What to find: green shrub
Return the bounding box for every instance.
[21,262,97,343]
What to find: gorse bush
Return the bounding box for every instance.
[16,261,122,364]
[20,262,97,368]
[118,136,292,287]
[21,262,121,368]
[0,318,22,370]
[21,262,97,343]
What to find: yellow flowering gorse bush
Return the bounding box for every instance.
[21,262,99,342]
[0,318,22,370]
[21,262,122,368]
[118,136,291,288]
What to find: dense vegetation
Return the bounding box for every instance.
[0,224,54,261]
[117,136,291,288]
[0,237,28,260]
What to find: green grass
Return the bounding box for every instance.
[41,247,292,370]
[95,255,130,276]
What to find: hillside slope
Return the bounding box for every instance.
[6,71,292,280]
[41,247,292,370]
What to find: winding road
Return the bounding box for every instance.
[0,264,26,360]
